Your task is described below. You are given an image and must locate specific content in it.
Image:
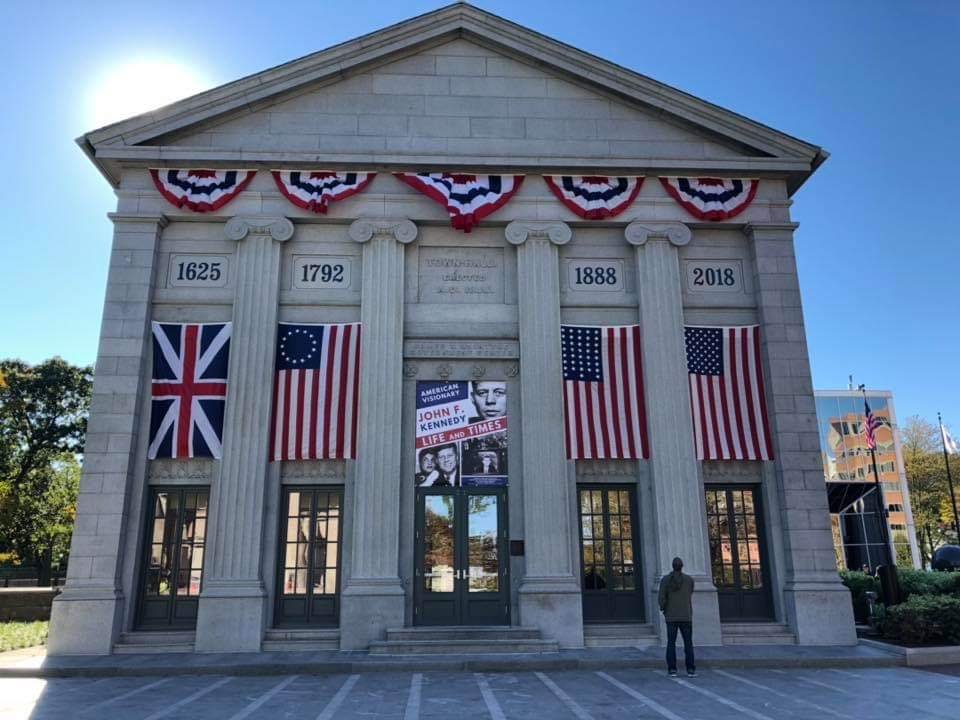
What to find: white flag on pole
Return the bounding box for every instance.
[943,424,960,455]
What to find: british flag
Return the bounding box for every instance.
[148,322,231,459]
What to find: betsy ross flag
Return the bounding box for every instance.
[684,325,773,461]
[561,325,648,460]
[863,400,882,450]
[149,322,231,459]
[271,322,361,461]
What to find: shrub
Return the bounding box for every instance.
[840,571,880,622]
[879,595,960,645]
[896,569,960,600]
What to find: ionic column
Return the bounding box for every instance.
[625,221,721,645]
[746,222,856,644]
[195,216,292,653]
[339,218,417,650]
[506,220,583,648]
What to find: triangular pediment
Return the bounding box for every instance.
[80,3,825,193]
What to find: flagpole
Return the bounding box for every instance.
[937,412,960,539]
[860,385,894,567]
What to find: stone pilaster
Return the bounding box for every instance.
[505,220,583,648]
[339,218,417,650]
[49,213,167,655]
[625,221,722,645]
[194,216,293,653]
[746,223,856,644]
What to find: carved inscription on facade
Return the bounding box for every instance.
[404,340,520,359]
[168,255,229,288]
[292,255,353,290]
[418,247,504,304]
[684,259,743,293]
[566,259,624,293]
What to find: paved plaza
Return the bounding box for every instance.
[2,666,959,719]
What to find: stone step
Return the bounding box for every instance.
[722,622,796,645]
[385,626,541,642]
[369,638,559,655]
[114,632,195,654]
[584,623,658,647]
[262,628,340,651]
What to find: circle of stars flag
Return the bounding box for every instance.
[150,169,257,213]
[684,325,773,461]
[544,176,643,219]
[271,171,375,214]
[659,177,758,221]
[561,324,649,460]
[395,173,524,232]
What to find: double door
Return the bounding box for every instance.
[414,488,509,625]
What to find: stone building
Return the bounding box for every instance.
[49,4,856,655]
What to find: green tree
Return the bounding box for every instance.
[901,416,953,568]
[0,358,92,583]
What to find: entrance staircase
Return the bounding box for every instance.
[369,626,559,655]
[113,631,195,654]
[584,623,658,648]
[262,628,340,652]
[721,622,796,645]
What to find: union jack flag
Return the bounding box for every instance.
[148,322,231,459]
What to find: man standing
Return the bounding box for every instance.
[658,556,696,678]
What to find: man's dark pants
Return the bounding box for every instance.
[665,621,695,673]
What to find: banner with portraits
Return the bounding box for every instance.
[415,381,508,487]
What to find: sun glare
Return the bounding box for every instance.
[87,59,211,131]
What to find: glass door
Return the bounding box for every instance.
[414,488,509,625]
[137,487,208,629]
[705,485,774,621]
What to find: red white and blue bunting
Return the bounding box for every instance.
[395,173,524,232]
[544,176,643,220]
[272,171,375,214]
[150,169,256,213]
[659,177,758,221]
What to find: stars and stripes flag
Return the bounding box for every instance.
[149,322,231,459]
[684,325,773,461]
[863,400,882,450]
[271,322,361,461]
[560,325,649,460]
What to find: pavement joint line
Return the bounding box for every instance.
[666,673,774,720]
[474,673,507,720]
[315,673,360,720]
[827,668,866,679]
[595,671,685,720]
[79,677,171,713]
[142,676,233,720]
[795,671,960,720]
[404,672,422,720]
[228,674,298,720]
[714,669,853,720]
[535,671,593,720]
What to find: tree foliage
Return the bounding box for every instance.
[0,358,92,578]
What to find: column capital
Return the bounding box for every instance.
[744,222,800,238]
[348,218,418,245]
[624,221,691,247]
[224,215,294,242]
[505,220,571,246]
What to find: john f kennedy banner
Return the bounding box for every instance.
[415,381,508,487]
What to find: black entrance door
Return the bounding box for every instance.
[705,486,774,621]
[414,487,509,626]
[137,487,208,629]
[275,487,343,626]
[578,485,645,623]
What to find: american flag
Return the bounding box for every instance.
[149,322,231,459]
[271,322,361,461]
[684,325,773,461]
[561,325,648,459]
[864,400,881,450]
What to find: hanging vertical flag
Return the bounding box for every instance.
[271,322,361,461]
[684,325,773,461]
[395,173,523,232]
[943,424,960,455]
[560,325,649,460]
[864,400,882,450]
[149,322,231,459]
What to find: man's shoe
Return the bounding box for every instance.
[686,671,697,678]
[668,670,678,677]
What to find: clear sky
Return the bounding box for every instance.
[2,1,958,427]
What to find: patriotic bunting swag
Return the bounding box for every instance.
[561,324,649,460]
[149,322,231,459]
[271,322,362,461]
[659,177,758,221]
[272,171,375,214]
[395,173,523,232]
[684,325,773,461]
[150,169,256,212]
[544,176,643,220]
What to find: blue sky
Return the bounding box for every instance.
[2,1,958,426]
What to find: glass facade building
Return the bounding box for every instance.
[815,390,920,570]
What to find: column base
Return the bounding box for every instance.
[195,581,267,653]
[518,577,583,648]
[651,574,722,646]
[784,580,857,645]
[47,586,122,656]
[339,578,405,650]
